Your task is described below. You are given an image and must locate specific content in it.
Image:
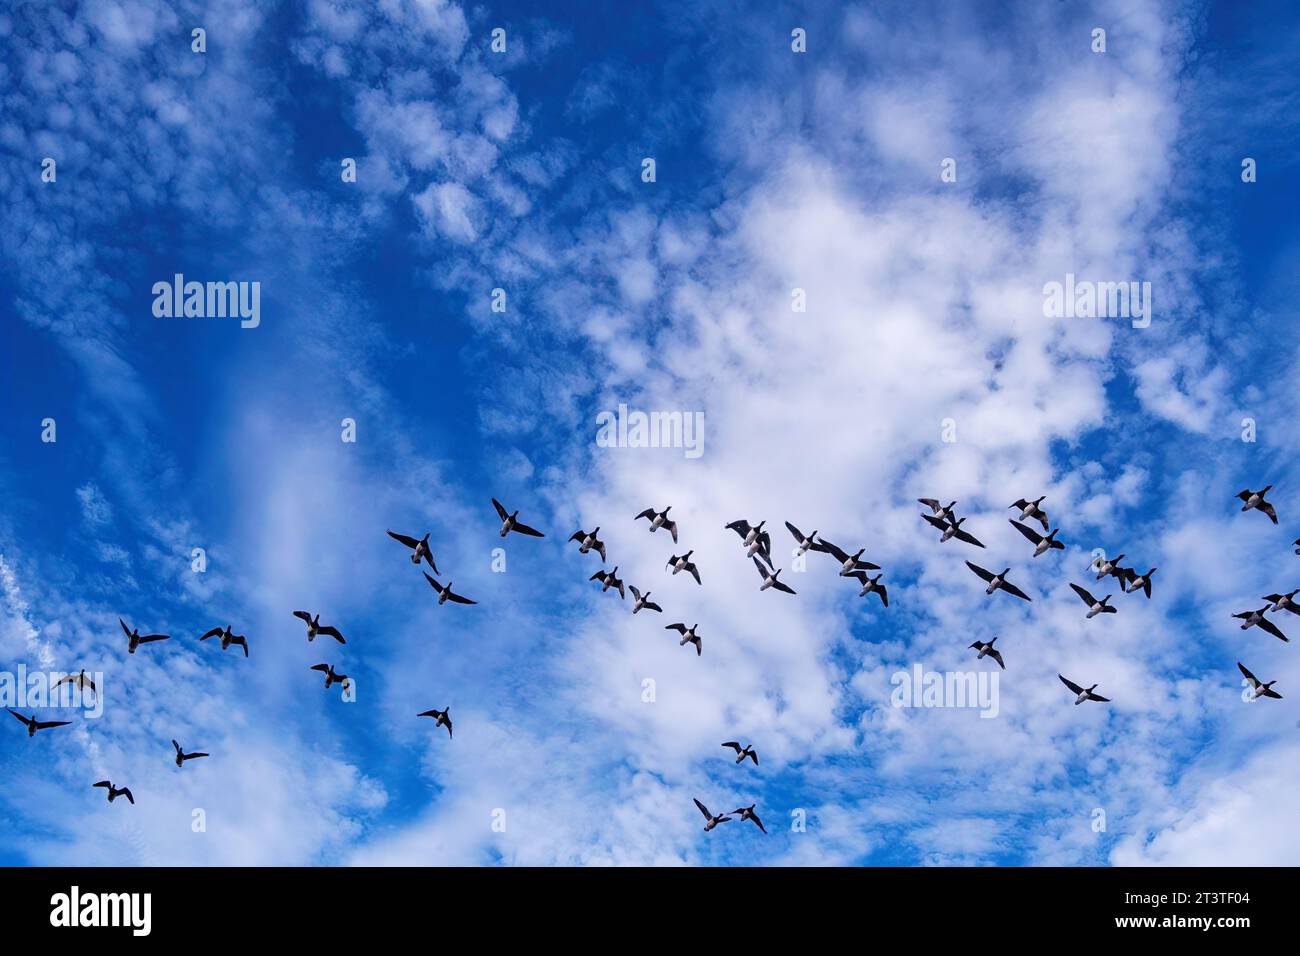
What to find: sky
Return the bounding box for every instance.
[1,0,1298,866]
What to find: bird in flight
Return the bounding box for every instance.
[568,527,607,562]
[172,740,209,767]
[732,804,767,833]
[819,538,881,576]
[1009,496,1049,532]
[848,571,888,605]
[666,623,703,656]
[752,558,796,594]
[1059,675,1110,705]
[968,637,1005,669]
[120,619,170,655]
[635,506,678,542]
[727,519,774,567]
[1237,486,1278,524]
[722,741,759,765]
[590,567,626,599]
[293,611,345,644]
[200,625,249,657]
[418,706,453,738]
[1238,662,1283,700]
[1009,519,1064,557]
[1263,589,1300,615]
[965,562,1032,601]
[1070,583,1117,619]
[1233,607,1289,642]
[423,572,477,606]
[918,498,958,523]
[922,513,985,548]
[53,669,97,696]
[93,781,134,805]
[386,529,439,573]
[666,552,702,585]
[1091,553,1127,582]
[8,709,71,737]
[1124,568,1158,598]
[693,798,731,831]
[492,498,545,538]
[310,663,350,690]
[629,585,662,614]
[785,521,826,557]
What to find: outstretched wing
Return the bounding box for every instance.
[643,600,663,613]
[1009,519,1043,545]
[513,521,545,538]
[749,810,767,833]
[492,498,509,521]
[722,741,742,754]
[988,649,1005,669]
[772,579,797,595]
[965,562,995,583]
[94,780,111,789]
[1237,661,1258,685]
[725,520,751,539]
[999,580,1032,602]
[953,528,985,548]
[121,788,135,805]
[665,520,678,543]
[200,627,223,640]
[1257,616,1290,642]
[423,571,446,595]
[387,530,420,548]
[293,610,313,623]
[1088,692,1111,703]
[447,590,477,605]
[1070,583,1098,606]
[318,626,346,644]
[688,563,702,586]
[310,664,331,674]
[139,634,170,643]
[35,720,71,730]
[785,520,806,543]
[1059,675,1084,696]
[635,508,656,521]
[665,623,688,634]
[693,798,712,820]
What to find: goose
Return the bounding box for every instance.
[666,623,702,655]
[965,562,1032,601]
[386,530,439,572]
[785,521,827,557]
[119,619,170,655]
[492,498,545,538]
[819,538,881,576]
[1009,496,1049,532]
[567,528,607,562]
[722,741,758,766]
[918,498,958,523]
[52,669,97,695]
[753,558,796,595]
[732,804,767,833]
[1233,607,1290,642]
[629,585,662,614]
[93,781,134,805]
[199,625,249,657]
[172,740,209,767]
[1238,662,1283,700]
[292,611,346,644]
[1294,538,1300,556]
[635,506,678,543]
[1237,486,1278,524]
[1009,520,1064,556]
[727,519,773,566]
[693,798,731,832]
[665,552,702,585]
[1263,589,1300,615]
[418,706,453,738]
[1124,568,1158,598]
[7,709,71,737]
[1059,675,1110,705]
[310,663,350,690]
[1070,583,1117,619]
[968,637,1005,669]
[1092,554,1127,581]
[847,571,888,606]
[422,572,477,605]
[590,567,626,599]
[922,513,985,548]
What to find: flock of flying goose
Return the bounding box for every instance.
[9,486,1291,834]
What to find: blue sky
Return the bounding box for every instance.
[1,0,1299,866]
